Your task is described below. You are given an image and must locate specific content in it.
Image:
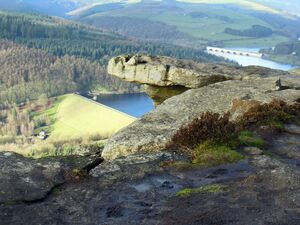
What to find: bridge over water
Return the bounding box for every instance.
[206,46,263,58]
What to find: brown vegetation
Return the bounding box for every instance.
[167,99,300,159]
[237,99,300,130]
[167,112,235,156]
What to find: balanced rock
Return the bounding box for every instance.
[108,54,289,88]
[102,76,300,160]
[108,54,288,105]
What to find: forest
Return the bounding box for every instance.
[260,40,300,66]
[0,39,140,104]
[82,16,188,42]
[273,41,300,56]
[253,13,300,39]
[224,25,273,38]
[0,12,223,65]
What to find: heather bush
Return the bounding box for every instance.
[167,112,236,155]
[237,99,300,130]
[167,99,299,160]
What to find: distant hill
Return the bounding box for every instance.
[254,0,300,17]
[0,0,79,16]
[67,0,299,48]
[2,1,299,18]
[1,1,298,48]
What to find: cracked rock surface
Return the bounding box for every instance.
[0,152,64,203]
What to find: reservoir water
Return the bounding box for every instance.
[208,47,295,71]
[94,93,154,118]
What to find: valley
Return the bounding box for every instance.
[0,1,300,224]
[72,0,296,48]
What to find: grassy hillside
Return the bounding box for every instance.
[77,0,293,48]
[0,94,136,157]
[254,0,300,17]
[177,0,280,14]
[290,68,300,75]
[48,94,135,140]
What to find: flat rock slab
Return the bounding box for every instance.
[2,129,300,225]
[284,124,300,135]
[0,152,64,203]
[102,77,300,160]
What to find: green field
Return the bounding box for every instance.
[267,55,300,67]
[143,8,288,47]
[89,3,289,48]
[290,68,300,75]
[41,94,136,140]
[222,35,289,48]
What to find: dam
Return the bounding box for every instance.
[206,46,263,58]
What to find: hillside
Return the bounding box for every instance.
[0,93,136,156]
[0,11,229,104]
[0,12,223,64]
[48,94,136,140]
[72,0,298,48]
[0,39,139,104]
[2,1,298,49]
[3,0,299,18]
[254,0,300,17]
[0,0,79,16]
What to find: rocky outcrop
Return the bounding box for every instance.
[108,54,289,105]
[0,152,102,203]
[1,124,300,225]
[102,76,300,160]
[1,54,300,224]
[108,54,287,88]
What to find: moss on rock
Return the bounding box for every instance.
[192,141,244,167]
[238,131,265,148]
[176,184,228,197]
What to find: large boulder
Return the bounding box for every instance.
[108,54,288,88]
[102,76,300,160]
[108,54,289,105]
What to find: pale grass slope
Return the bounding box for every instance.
[67,0,141,16]
[176,0,280,14]
[68,0,281,17]
[50,94,136,140]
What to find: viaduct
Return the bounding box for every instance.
[206,46,263,58]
